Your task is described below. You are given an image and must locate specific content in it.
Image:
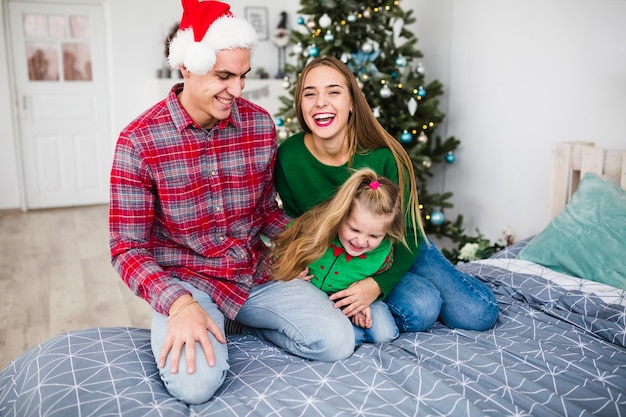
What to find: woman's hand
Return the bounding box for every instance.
[158,295,226,375]
[329,277,381,318]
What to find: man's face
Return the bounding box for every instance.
[183,48,251,128]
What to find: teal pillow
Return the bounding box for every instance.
[518,172,626,290]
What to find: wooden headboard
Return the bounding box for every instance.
[549,141,626,219]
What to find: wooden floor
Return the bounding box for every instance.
[0,204,151,370]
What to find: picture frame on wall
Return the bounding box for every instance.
[244,6,269,41]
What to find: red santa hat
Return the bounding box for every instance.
[168,0,258,75]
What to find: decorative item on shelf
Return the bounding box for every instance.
[254,68,269,79]
[159,21,181,79]
[272,11,290,79]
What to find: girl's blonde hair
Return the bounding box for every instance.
[272,168,405,281]
[293,56,426,245]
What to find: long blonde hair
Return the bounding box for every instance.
[272,168,405,281]
[293,56,426,244]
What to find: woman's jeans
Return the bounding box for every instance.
[152,279,354,404]
[385,238,499,332]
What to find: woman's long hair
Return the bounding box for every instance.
[272,168,405,281]
[293,56,426,245]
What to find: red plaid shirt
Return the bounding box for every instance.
[109,84,290,319]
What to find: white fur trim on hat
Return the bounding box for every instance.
[205,16,258,53]
[168,16,258,75]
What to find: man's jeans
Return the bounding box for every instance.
[152,279,354,405]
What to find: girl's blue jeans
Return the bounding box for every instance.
[385,238,499,332]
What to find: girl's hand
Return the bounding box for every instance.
[351,306,373,328]
[297,267,313,281]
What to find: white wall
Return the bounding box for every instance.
[443,0,626,242]
[1,0,625,246]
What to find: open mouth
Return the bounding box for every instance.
[216,96,233,106]
[313,113,335,126]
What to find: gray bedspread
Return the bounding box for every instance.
[1,244,625,416]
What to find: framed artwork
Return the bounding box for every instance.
[244,6,269,41]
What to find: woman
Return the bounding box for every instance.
[274,56,498,332]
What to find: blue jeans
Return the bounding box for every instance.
[385,238,499,332]
[353,300,399,345]
[152,279,354,404]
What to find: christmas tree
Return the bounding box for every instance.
[273,0,505,263]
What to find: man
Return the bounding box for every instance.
[109,0,353,404]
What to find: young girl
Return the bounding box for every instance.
[272,168,404,345]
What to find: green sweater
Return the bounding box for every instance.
[310,238,393,294]
[275,132,422,298]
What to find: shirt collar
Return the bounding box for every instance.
[167,83,242,132]
[331,241,366,262]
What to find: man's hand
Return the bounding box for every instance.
[158,296,226,374]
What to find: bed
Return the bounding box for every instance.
[1,142,625,416]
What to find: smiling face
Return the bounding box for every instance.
[179,48,251,129]
[299,65,353,144]
[338,201,390,257]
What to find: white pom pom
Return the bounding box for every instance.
[184,42,216,75]
[167,29,193,70]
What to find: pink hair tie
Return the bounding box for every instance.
[369,181,380,190]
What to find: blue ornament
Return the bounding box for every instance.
[417,86,426,97]
[308,45,319,57]
[297,16,305,25]
[324,31,334,43]
[390,71,398,79]
[395,55,407,67]
[430,210,445,226]
[445,151,456,164]
[348,49,382,76]
[400,130,412,143]
[276,118,284,127]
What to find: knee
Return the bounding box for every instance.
[160,361,228,405]
[441,296,499,331]
[311,318,355,361]
[386,277,442,332]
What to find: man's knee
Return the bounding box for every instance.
[160,359,228,405]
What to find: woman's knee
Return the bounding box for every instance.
[440,295,499,331]
[385,274,442,332]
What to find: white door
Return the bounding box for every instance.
[9,1,111,209]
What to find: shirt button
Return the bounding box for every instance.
[215,206,221,212]
[219,236,225,241]
[211,171,217,176]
